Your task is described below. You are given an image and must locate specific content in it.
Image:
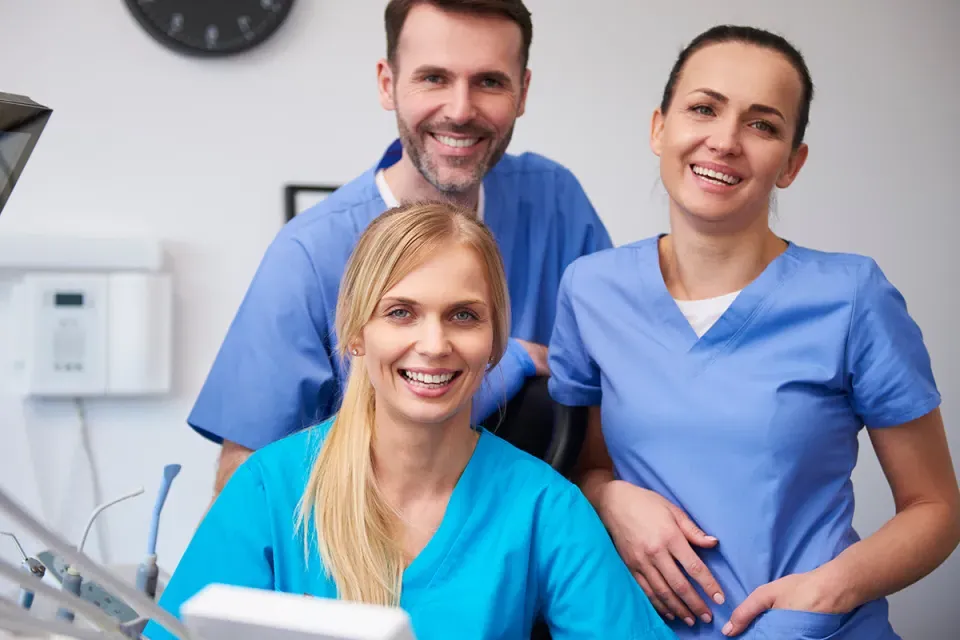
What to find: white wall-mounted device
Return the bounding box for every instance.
[0,234,173,398]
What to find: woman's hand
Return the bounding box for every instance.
[600,480,726,627]
[721,569,844,636]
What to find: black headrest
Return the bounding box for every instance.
[482,376,588,478]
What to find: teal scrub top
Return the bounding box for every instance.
[144,419,676,640]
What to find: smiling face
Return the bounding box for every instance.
[377,4,530,195]
[651,41,809,229]
[357,242,494,427]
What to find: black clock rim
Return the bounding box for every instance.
[123,0,296,58]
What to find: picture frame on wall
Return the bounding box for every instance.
[283,184,340,222]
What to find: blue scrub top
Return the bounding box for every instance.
[548,236,941,640]
[188,140,612,450]
[142,419,676,640]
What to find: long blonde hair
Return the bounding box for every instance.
[295,202,510,606]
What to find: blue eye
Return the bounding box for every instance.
[691,105,714,116]
[388,308,411,319]
[453,310,478,322]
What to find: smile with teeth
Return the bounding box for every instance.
[431,133,481,148]
[692,164,742,186]
[400,369,460,387]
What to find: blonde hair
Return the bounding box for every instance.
[295,202,510,606]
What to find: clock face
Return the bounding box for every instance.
[124,0,296,57]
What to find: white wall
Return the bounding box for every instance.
[1,0,957,636]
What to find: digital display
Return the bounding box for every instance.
[55,292,84,307]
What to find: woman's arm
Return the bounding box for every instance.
[723,408,960,636]
[143,459,276,640]
[828,408,959,607]
[576,406,726,627]
[534,480,676,640]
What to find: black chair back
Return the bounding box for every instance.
[481,376,588,479]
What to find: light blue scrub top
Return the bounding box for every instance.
[547,237,941,640]
[188,140,612,450]
[142,419,676,640]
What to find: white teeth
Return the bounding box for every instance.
[434,134,479,148]
[692,165,741,185]
[402,370,455,385]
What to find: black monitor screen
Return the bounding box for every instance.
[0,92,52,219]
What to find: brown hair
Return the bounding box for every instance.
[385,0,533,71]
[660,25,814,149]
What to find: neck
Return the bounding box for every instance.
[383,154,480,212]
[371,408,478,509]
[661,203,786,300]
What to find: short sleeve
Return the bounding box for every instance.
[547,261,602,406]
[188,235,339,450]
[845,259,941,428]
[534,482,675,640]
[143,460,275,640]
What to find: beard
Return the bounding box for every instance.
[396,112,515,195]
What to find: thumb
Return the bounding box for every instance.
[722,586,775,637]
[668,503,718,547]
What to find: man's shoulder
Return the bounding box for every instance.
[268,169,387,284]
[491,149,581,184]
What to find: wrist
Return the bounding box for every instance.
[809,563,858,613]
[593,478,632,521]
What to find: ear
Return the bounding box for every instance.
[650,108,666,157]
[516,68,532,117]
[377,58,397,111]
[776,143,809,189]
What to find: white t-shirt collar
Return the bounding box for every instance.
[376,169,485,221]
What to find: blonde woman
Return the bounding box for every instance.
[145,203,675,640]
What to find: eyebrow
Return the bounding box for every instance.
[412,65,514,88]
[691,88,786,121]
[380,296,488,308]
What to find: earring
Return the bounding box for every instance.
[351,348,359,356]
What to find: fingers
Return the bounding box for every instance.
[670,539,726,609]
[633,572,674,622]
[669,502,719,548]
[638,558,698,627]
[722,585,774,637]
[652,551,714,626]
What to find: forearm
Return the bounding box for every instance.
[578,468,621,524]
[819,501,960,611]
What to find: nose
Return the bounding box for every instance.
[444,80,477,124]
[706,115,742,156]
[415,316,452,358]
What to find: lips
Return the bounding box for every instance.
[690,164,742,186]
[430,133,480,149]
[399,369,460,385]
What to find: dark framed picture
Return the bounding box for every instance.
[283,184,340,222]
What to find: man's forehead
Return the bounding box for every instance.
[394,6,523,72]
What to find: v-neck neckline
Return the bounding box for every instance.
[645,234,801,355]
[401,427,487,593]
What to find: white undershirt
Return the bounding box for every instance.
[674,290,741,338]
[376,169,485,221]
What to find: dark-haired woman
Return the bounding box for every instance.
[548,25,960,640]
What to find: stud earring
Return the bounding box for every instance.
[352,348,359,356]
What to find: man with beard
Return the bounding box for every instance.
[192,0,613,495]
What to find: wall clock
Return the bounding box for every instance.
[124,0,296,58]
